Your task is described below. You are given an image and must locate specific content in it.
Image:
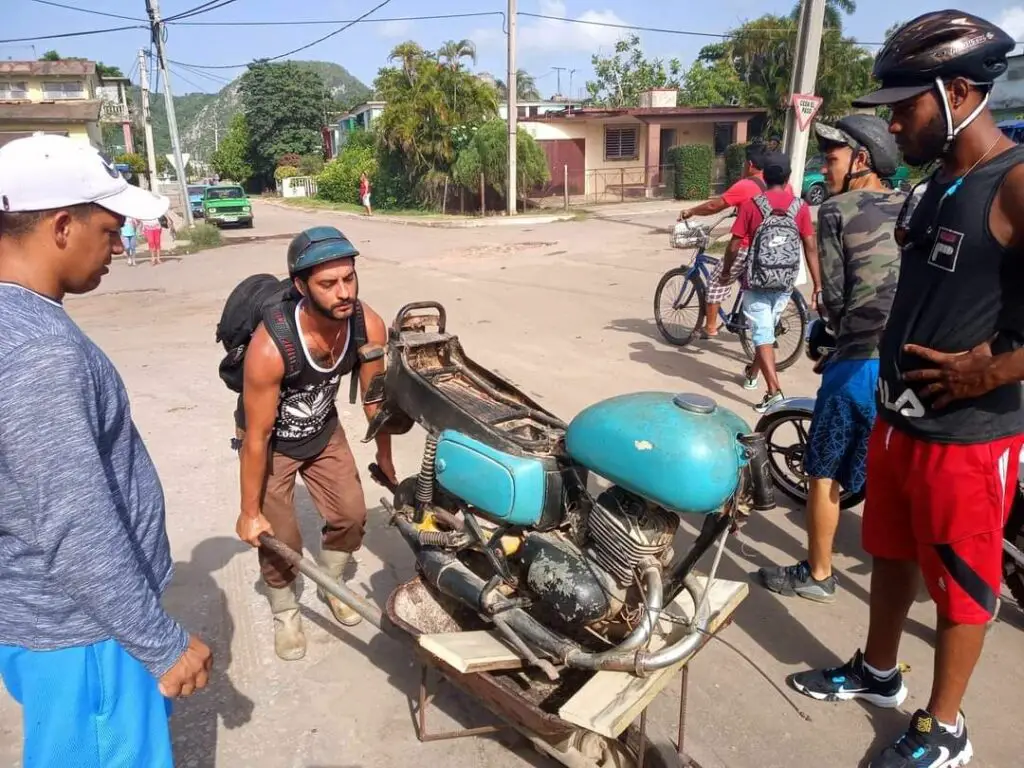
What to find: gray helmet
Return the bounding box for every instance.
[815,115,900,178]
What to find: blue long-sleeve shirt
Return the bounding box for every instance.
[0,283,188,678]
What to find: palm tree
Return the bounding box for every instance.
[790,0,856,30]
[495,70,542,101]
[388,41,427,81]
[438,39,477,72]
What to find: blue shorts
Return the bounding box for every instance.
[803,358,879,493]
[0,639,173,768]
[741,289,790,347]
[121,235,136,253]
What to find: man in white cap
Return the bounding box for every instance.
[0,134,212,768]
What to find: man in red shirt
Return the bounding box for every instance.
[678,144,795,337]
[719,152,820,412]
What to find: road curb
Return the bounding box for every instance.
[261,199,576,228]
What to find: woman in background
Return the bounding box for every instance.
[142,217,162,266]
[120,216,138,266]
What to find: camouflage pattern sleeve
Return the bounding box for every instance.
[826,190,904,362]
[816,200,846,326]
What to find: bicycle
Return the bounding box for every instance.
[655,217,809,371]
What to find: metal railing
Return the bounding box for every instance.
[525,164,678,208]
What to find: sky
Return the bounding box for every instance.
[3,0,1024,99]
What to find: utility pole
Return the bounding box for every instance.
[506,0,518,216]
[552,66,565,97]
[145,0,193,227]
[214,122,219,151]
[782,0,826,196]
[138,48,159,192]
[568,69,576,102]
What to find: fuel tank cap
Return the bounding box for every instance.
[673,393,717,414]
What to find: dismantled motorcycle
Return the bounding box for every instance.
[359,301,775,678]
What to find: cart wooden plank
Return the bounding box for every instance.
[418,630,525,673]
[557,576,748,738]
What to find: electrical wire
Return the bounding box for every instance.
[163,0,241,24]
[167,63,211,94]
[169,0,395,70]
[25,0,145,22]
[174,60,232,85]
[0,24,145,44]
[167,11,504,27]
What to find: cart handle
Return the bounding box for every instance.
[392,301,447,335]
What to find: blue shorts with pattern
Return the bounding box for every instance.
[803,357,879,494]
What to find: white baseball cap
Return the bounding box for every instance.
[0,133,169,220]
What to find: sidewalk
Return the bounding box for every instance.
[264,198,577,228]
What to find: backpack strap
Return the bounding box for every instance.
[263,300,304,382]
[752,176,767,193]
[786,198,803,219]
[753,194,773,220]
[348,301,369,405]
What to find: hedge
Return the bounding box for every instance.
[668,144,715,201]
[724,143,750,188]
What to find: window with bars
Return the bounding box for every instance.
[43,81,86,100]
[0,82,29,100]
[604,126,639,161]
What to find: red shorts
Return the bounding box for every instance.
[144,227,162,250]
[863,418,1023,625]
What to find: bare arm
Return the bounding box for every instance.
[801,232,823,296]
[680,197,730,220]
[356,304,393,468]
[239,325,284,527]
[719,235,744,283]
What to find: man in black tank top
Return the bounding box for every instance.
[789,12,1024,768]
[234,227,397,661]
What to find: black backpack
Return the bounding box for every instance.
[215,273,367,403]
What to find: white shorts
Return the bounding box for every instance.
[361,194,371,207]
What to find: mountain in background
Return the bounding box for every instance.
[133,60,371,161]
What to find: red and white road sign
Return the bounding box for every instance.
[792,93,823,132]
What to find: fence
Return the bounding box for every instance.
[280,176,318,198]
[525,164,678,209]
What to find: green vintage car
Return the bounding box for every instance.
[802,154,911,206]
[203,184,254,228]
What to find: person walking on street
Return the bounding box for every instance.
[719,151,821,413]
[359,172,372,216]
[759,115,904,603]
[121,215,138,266]
[142,216,163,265]
[679,144,782,338]
[0,134,212,768]
[789,12,1024,767]
[233,226,397,661]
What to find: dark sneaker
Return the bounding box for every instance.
[759,560,838,603]
[753,390,784,414]
[790,649,908,708]
[869,710,973,768]
[741,364,759,390]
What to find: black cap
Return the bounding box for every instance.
[761,151,792,183]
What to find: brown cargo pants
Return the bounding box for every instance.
[242,425,368,589]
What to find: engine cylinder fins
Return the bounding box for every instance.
[585,487,678,587]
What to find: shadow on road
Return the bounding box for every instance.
[165,537,255,768]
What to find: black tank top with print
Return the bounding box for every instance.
[876,145,1024,443]
[235,300,359,460]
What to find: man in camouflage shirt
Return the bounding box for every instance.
[760,115,903,602]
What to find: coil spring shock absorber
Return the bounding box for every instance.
[414,434,438,523]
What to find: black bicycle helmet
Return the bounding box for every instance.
[854,10,1015,107]
[805,318,837,374]
[815,115,901,189]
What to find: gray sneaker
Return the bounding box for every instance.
[759,560,837,603]
[753,390,784,414]
[741,364,759,390]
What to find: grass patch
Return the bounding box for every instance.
[278,197,444,218]
[176,222,222,254]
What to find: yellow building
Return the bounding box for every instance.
[0,60,108,150]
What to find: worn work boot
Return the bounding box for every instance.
[266,583,307,661]
[317,550,362,627]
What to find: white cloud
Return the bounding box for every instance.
[999,7,1024,54]
[377,19,412,39]
[518,0,630,53]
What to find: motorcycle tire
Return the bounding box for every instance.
[755,407,865,511]
[1002,485,1024,612]
[738,291,808,372]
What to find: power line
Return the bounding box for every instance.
[0,24,145,44]
[25,0,145,22]
[170,0,396,70]
[164,0,242,23]
[174,60,232,85]
[167,63,211,93]
[166,11,504,27]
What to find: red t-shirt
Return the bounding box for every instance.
[720,173,795,209]
[731,188,813,249]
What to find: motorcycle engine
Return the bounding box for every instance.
[515,485,679,638]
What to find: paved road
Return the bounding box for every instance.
[1,200,1021,768]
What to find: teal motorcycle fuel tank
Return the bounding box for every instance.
[565,392,751,515]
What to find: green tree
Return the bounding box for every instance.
[40,50,61,61]
[155,155,169,176]
[679,58,748,107]
[238,60,327,187]
[387,41,429,83]
[374,49,499,205]
[585,34,682,107]
[96,62,124,78]
[495,70,542,101]
[451,119,549,204]
[438,39,477,72]
[211,113,254,185]
[115,152,147,175]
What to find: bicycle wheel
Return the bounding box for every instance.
[755,407,865,510]
[654,267,706,346]
[739,292,808,371]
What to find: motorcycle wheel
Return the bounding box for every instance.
[756,407,865,511]
[1003,485,1024,612]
